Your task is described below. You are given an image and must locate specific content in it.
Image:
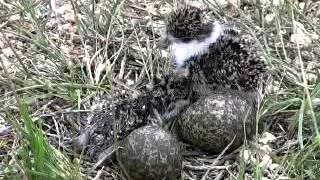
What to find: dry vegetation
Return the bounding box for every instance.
[0,0,320,179]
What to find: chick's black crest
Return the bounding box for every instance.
[166,5,212,42]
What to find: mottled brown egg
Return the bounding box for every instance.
[176,89,258,153]
[117,125,182,180]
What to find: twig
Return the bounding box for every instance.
[184,164,230,171]
[0,28,31,78]
[200,135,236,180]
[303,0,311,14]
[93,144,117,170]
[118,55,127,80]
[214,170,225,180]
[92,166,104,180]
[52,116,61,148]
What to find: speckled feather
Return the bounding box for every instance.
[113,75,192,140]
[186,32,267,91]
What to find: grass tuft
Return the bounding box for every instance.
[6,102,82,180]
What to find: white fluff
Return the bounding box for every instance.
[170,22,224,67]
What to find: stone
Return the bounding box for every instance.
[176,88,258,153]
[117,125,182,180]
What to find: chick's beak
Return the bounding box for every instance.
[158,36,170,49]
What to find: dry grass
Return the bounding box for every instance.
[0,0,320,179]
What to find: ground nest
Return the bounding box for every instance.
[72,2,281,179]
[1,0,320,179]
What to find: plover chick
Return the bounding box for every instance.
[164,5,268,92]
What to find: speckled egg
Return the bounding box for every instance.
[176,89,258,153]
[117,125,182,180]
